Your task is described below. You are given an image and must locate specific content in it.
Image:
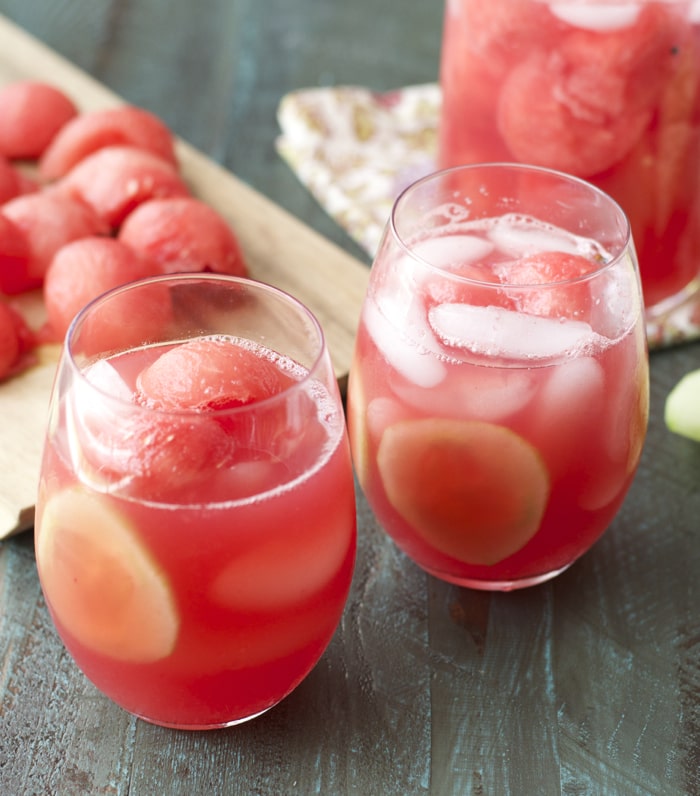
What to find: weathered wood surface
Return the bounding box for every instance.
[1,1,699,794]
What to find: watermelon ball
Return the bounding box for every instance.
[119,197,247,277]
[43,236,167,344]
[497,5,679,177]
[57,145,190,229]
[0,155,27,205]
[0,212,33,295]
[496,250,598,319]
[3,189,109,288]
[39,104,178,180]
[136,337,293,413]
[0,81,78,160]
[72,402,236,501]
[136,337,298,459]
[0,300,36,380]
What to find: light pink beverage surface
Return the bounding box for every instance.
[439,0,700,311]
[36,337,356,728]
[348,217,649,589]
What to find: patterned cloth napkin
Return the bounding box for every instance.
[276,83,700,349]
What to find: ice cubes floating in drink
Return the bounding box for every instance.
[367,214,637,379]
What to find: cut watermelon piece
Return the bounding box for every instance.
[118,197,247,277]
[36,486,179,662]
[75,411,235,498]
[496,250,598,319]
[67,359,236,497]
[0,212,32,295]
[39,105,178,180]
[3,189,109,286]
[414,233,505,308]
[66,275,173,355]
[43,236,162,340]
[457,0,564,76]
[377,418,550,565]
[497,6,680,177]
[0,81,78,159]
[57,145,190,229]
[497,51,651,177]
[0,155,24,204]
[136,337,293,412]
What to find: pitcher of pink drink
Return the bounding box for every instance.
[438,0,700,319]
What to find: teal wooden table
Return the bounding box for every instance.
[0,2,699,794]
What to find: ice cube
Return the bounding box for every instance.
[589,258,640,340]
[529,355,606,479]
[392,364,536,422]
[547,3,640,31]
[83,358,133,401]
[366,396,412,442]
[428,303,597,361]
[539,356,605,420]
[412,234,495,269]
[65,360,136,489]
[365,290,447,388]
[487,214,584,259]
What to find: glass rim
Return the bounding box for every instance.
[388,161,634,289]
[64,272,329,416]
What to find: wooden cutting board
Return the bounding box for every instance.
[0,15,370,539]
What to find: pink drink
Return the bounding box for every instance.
[35,276,356,728]
[438,0,700,314]
[347,169,649,590]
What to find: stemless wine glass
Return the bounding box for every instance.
[35,273,356,729]
[347,163,649,591]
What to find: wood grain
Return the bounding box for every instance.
[0,14,369,539]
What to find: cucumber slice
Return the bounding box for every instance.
[377,418,550,566]
[665,369,700,442]
[37,487,179,662]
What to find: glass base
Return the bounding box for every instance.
[134,704,273,731]
[423,561,574,592]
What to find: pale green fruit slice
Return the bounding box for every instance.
[210,513,353,611]
[665,368,700,442]
[36,487,179,662]
[377,418,550,566]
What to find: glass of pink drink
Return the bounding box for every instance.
[35,273,356,728]
[438,0,700,318]
[346,163,649,591]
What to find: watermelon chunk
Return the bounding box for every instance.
[136,337,293,412]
